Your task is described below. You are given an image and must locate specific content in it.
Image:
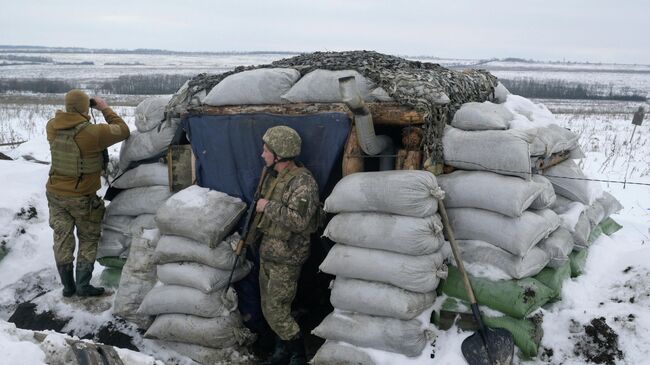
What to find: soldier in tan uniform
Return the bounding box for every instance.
[46,89,130,297]
[256,126,320,365]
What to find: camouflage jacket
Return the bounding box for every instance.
[257,166,319,266]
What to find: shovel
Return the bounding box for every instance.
[438,199,515,365]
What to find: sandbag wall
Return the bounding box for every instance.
[97,95,177,284]
[137,185,255,364]
[311,171,449,362]
[434,85,623,358]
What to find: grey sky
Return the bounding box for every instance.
[1,0,649,64]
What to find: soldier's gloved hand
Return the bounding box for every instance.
[91,96,109,111]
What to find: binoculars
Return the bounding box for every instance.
[90,98,97,107]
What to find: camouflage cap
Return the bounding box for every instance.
[263,126,302,159]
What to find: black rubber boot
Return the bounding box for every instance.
[259,334,290,365]
[56,263,76,297]
[75,261,105,297]
[287,334,307,365]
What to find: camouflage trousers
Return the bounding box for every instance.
[259,259,302,341]
[46,192,105,265]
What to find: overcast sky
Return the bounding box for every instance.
[1,0,649,64]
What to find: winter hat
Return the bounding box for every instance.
[64,89,90,116]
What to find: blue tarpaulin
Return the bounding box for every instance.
[182,112,351,204]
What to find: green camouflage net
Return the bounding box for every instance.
[167,51,498,163]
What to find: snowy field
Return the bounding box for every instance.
[0,52,649,364]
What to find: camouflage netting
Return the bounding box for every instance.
[167,50,498,163]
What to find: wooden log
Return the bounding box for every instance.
[186,102,425,126]
[401,126,423,150]
[403,150,423,170]
[342,126,364,176]
[395,149,408,170]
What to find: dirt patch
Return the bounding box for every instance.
[8,302,69,332]
[87,321,138,351]
[15,206,38,220]
[573,317,624,365]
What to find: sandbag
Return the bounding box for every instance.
[450,101,513,131]
[144,312,252,349]
[529,175,556,210]
[329,277,436,320]
[446,208,560,257]
[155,185,246,247]
[97,256,126,269]
[111,162,168,189]
[106,186,172,217]
[588,224,603,243]
[572,212,591,249]
[97,228,128,259]
[598,192,623,218]
[437,170,543,217]
[525,124,578,156]
[155,234,241,270]
[457,240,549,279]
[99,267,122,288]
[324,171,441,217]
[569,249,588,277]
[113,230,160,328]
[323,212,444,255]
[319,244,447,293]
[312,312,430,357]
[442,125,534,180]
[440,265,555,319]
[533,262,571,299]
[550,195,585,233]
[134,95,172,132]
[157,261,252,293]
[204,68,301,106]
[311,341,375,365]
[138,285,238,317]
[281,69,375,103]
[153,340,252,365]
[543,159,602,205]
[599,217,623,236]
[585,200,606,228]
[118,117,181,170]
[537,227,574,268]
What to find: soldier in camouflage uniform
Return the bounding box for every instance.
[46,89,130,297]
[255,126,320,365]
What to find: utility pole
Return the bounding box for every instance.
[623,106,645,189]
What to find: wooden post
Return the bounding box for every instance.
[342,125,364,176]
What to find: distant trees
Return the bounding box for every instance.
[0,78,73,93]
[499,77,646,101]
[97,74,188,95]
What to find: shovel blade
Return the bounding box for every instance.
[461,327,514,365]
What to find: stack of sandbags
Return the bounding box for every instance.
[140,185,255,362]
[97,162,172,286]
[312,171,448,361]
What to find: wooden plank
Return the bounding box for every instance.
[185,102,425,126]
[533,150,570,173]
[167,145,195,192]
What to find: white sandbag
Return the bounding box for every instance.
[550,195,585,232]
[458,240,549,279]
[138,285,238,317]
[330,278,436,320]
[113,230,160,328]
[312,341,375,365]
[323,212,444,255]
[157,261,252,293]
[118,117,181,171]
[543,159,603,205]
[504,95,558,129]
[525,125,579,156]
[111,162,168,189]
[537,227,574,268]
[442,125,534,180]
[319,244,448,293]
[324,171,441,217]
[437,170,543,217]
[585,200,606,228]
[450,101,513,131]
[572,212,591,249]
[312,312,429,357]
[102,215,132,234]
[97,227,129,259]
[128,214,157,236]
[144,312,252,349]
[155,234,241,270]
[156,185,246,247]
[134,95,172,132]
[446,208,560,257]
[598,192,623,218]
[492,82,510,104]
[153,340,252,365]
[281,69,375,103]
[106,186,172,217]
[204,68,301,106]
[529,175,556,210]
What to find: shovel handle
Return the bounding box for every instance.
[438,199,477,305]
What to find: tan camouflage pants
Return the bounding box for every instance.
[259,259,302,340]
[46,192,105,265]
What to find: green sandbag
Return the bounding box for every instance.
[588,224,603,243]
[99,267,123,288]
[533,262,571,299]
[569,249,588,277]
[439,265,555,319]
[433,297,543,359]
[98,256,127,269]
[0,246,8,262]
[599,217,623,236]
